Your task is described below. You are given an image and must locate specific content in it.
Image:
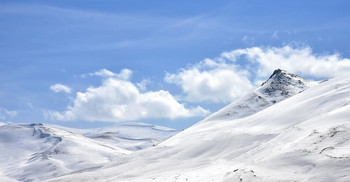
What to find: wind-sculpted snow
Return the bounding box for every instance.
[0,122,178,182]
[46,70,350,182]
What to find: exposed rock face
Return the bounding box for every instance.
[259,69,310,103]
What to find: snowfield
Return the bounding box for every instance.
[0,122,178,181]
[46,70,350,182]
[0,123,130,181]
[49,122,178,151]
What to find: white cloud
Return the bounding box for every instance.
[85,68,133,80]
[165,45,350,103]
[49,69,208,122]
[0,108,18,120]
[165,59,254,103]
[241,35,255,45]
[5,110,17,117]
[271,31,278,39]
[90,68,116,77]
[136,79,151,91]
[50,84,72,94]
[222,46,350,79]
[242,35,248,42]
[47,47,350,122]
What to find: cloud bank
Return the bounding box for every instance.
[49,69,208,122]
[166,45,350,103]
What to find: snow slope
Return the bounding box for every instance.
[51,122,179,151]
[0,123,130,182]
[0,122,177,182]
[47,70,350,182]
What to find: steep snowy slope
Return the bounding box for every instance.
[51,122,179,151]
[47,71,350,182]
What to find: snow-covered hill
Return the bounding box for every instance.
[47,70,350,182]
[51,122,179,151]
[0,122,178,182]
[0,123,129,181]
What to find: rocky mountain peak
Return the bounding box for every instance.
[259,69,310,103]
[262,69,307,87]
[269,68,284,79]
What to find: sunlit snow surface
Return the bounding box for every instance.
[51,122,178,151]
[47,72,350,182]
[0,122,178,181]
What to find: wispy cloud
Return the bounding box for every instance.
[0,3,196,53]
[50,84,72,94]
[136,79,151,91]
[271,31,278,39]
[88,68,132,80]
[0,107,18,120]
[0,2,270,55]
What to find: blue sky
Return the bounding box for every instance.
[1,0,350,129]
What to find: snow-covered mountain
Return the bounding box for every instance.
[47,69,350,182]
[0,122,178,182]
[204,68,314,121]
